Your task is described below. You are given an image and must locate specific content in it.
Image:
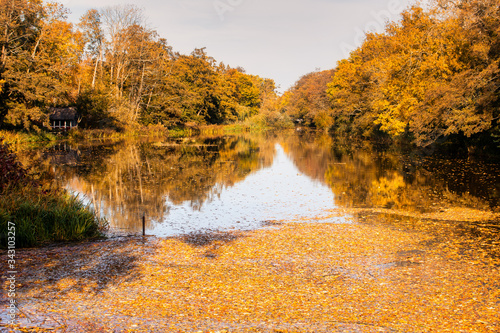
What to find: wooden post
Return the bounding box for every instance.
[142,213,146,236]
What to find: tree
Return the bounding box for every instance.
[218,67,261,122]
[101,4,144,97]
[285,69,335,129]
[0,0,43,126]
[0,0,82,130]
[435,0,500,144]
[79,9,104,89]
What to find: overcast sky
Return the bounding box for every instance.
[63,0,419,92]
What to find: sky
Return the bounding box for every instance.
[62,0,419,92]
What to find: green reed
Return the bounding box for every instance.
[0,186,107,248]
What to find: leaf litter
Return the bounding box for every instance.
[1,209,499,332]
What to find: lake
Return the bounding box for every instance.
[25,131,500,237]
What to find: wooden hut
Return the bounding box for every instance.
[49,107,79,131]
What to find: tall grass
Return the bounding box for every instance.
[167,127,195,138]
[198,120,276,136]
[0,130,58,145]
[0,187,107,248]
[67,124,168,141]
[1,124,168,147]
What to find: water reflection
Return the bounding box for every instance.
[156,144,340,236]
[25,131,499,237]
[54,135,280,235]
[284,132,500,212]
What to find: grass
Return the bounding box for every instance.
[0,124,168,147]
[0,130,58,145]
[198,120,276,136]
[0,186,107,248]
[67,124,168,141]
[166,127,195,138]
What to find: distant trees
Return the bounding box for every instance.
[326,0,500,146]
[0,2,277,131]
[139,49,265,127]
[282,69,335,129]
[282,0,499,148]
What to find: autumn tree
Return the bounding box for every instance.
[283,69,335,130]
[217,67,261,122]
[100,4,143,96]
[77,5,173,129]
[144,48,219,126]
[141,49,271,127]
[0,0,82,130]
[79,9,104,90]
[326,1,500,147]
[0,0,43,127]
[431,0,500,145]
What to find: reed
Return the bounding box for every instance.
[167,127,194,138]
[0,186,107,248]
[0,130,58,145]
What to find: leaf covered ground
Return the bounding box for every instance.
[1,209,499,332]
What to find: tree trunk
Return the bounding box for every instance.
[91,50,101,89]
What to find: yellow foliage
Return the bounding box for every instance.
[327,2,498,144]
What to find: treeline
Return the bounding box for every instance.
[281,69,335,129]
[0,1,280,131]
[282,0,500,148]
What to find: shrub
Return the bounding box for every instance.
[313,111,334,131]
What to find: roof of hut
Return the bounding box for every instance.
[49,107,78,121]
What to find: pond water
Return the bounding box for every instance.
[156,144,342,236]
[26,131,500,237]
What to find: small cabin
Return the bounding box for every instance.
[49,107,79,131]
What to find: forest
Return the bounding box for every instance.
[283,0,500,150]
[1,0,499,149]
[0,0,284,133]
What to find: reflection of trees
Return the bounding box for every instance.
[282,132,498,213]
[325,153,497,212]
[281,132,335,183]
[38,136,276,232]
[17,131,498,234]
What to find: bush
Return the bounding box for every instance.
[76,90,116,129]
[313,111,333,130]
[262,111,294,129]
